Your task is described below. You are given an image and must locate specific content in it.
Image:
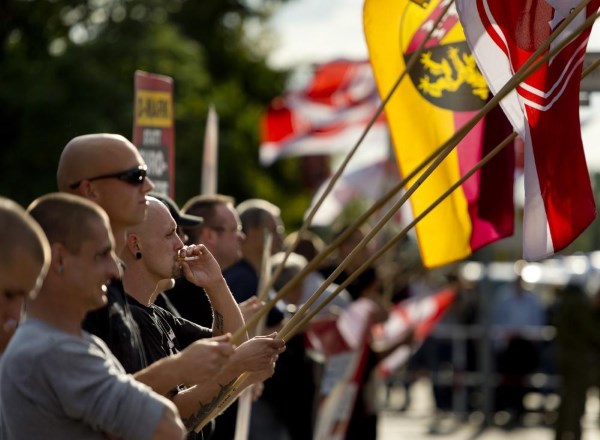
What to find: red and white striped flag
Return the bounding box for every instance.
[259,59,389,166]
[455,0,599,260]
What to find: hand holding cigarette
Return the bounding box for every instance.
[176,245,204,262]
[177,244,224,290]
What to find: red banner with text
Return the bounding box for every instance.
[133,70,175,198]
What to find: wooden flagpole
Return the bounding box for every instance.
[256,230,273,304]
[233,229,272,440]
[201,104,218,195]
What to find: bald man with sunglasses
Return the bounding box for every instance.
[58,133,157,373]
[57,135,235,421]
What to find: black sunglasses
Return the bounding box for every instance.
[69,165,148,189]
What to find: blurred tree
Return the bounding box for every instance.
[0,0,308,229]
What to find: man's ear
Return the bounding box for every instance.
[50,243,66,275]
[125,233,141,259]
[76,180,98,201]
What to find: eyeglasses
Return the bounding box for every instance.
[69,165,148,189]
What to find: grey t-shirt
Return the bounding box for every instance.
[0,318,166,440]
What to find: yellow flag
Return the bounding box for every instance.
[363,0,514,268]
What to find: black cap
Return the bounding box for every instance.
[149,192,203,228]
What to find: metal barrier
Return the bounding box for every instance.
[383,322,561,422]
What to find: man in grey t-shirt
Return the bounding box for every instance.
[0,193,185,439]
[1,319,169,439]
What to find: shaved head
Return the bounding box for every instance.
[57,134,143,192]
[27,193,111,255]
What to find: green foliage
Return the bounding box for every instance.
[0,0,303,224]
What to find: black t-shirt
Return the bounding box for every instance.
[152,282,230,440]
[126,295,212,365]
[156,279,234,440]
[126,295,213,440]
[158,278,214,328]
[82,278,147,374]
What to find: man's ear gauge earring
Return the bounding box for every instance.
[57,265,64,274]
[135,251,142,260]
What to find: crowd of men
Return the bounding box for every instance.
[0,133,289,440]
[0,132,391,440]
[4,131,599,440]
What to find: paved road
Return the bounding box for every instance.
[377,378,600,440]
